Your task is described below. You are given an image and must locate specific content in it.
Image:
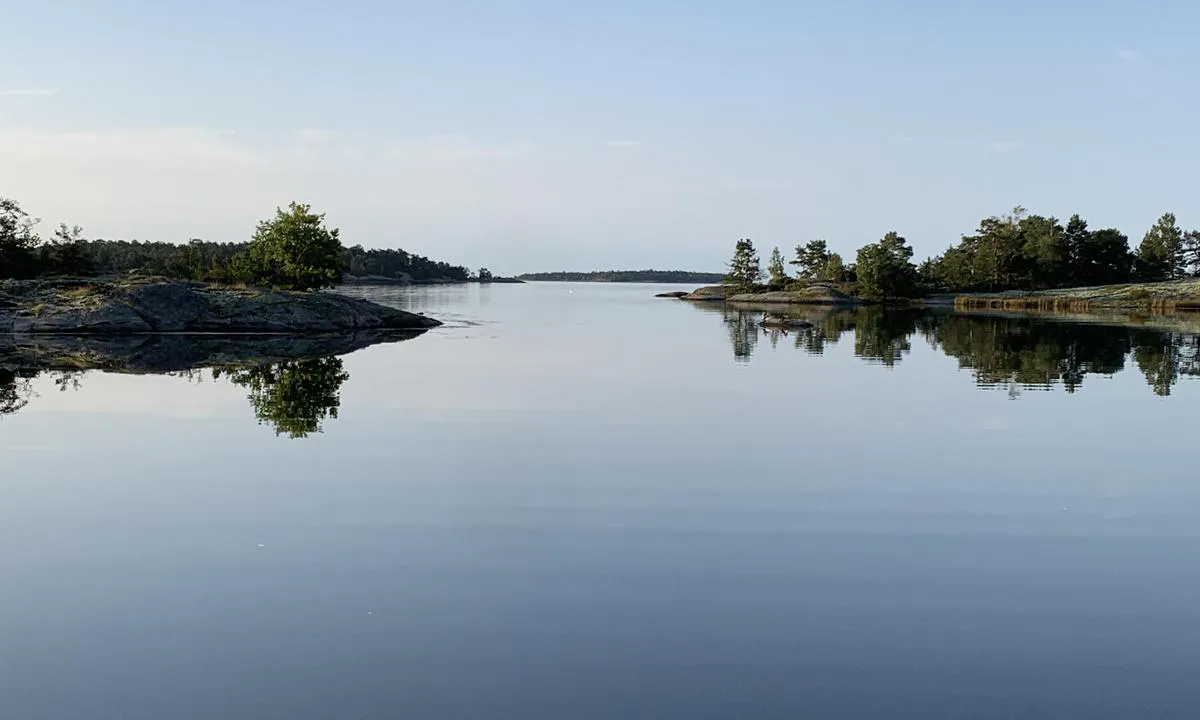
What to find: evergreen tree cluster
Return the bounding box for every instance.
[726,208,1200,299]
[928,208,1200,292]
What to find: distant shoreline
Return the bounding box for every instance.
[340,275,524,286]
[517,271,726,283]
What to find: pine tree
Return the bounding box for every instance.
[1136,213,1184,280]
[725,238,761,290]
[1183,230,1200,277]
[790,240,830,278]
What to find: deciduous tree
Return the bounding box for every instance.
[245,202,344,291]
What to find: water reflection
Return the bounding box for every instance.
[0,368,35,416]
[0,330,423,434]
[214,358,349,438]
[699,304,1200,397]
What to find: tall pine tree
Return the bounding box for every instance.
[726,238,761,290]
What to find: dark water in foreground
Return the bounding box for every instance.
[3,283,1199,719]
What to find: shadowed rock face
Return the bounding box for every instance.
[0,278,442,333]
[0,330,428,436]
[0,330,426,375]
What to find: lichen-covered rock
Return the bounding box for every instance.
[0,278,442,334]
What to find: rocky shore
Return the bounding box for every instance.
[677,282,856,305]
[0,278,441,333]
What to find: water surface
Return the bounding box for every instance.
[3,283,1199,719]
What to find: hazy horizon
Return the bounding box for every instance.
[4,1,1200,275]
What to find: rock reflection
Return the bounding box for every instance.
[0,330,424,433]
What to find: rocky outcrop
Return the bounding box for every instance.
[680,282,856,305]
[655,291,689,298]
[728,283,855,305]
[682,285,728,301]
[0,278,442,334]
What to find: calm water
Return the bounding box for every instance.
[3,282,1200,719]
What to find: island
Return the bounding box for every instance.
[1,198,453,334]
[662,210,1200,312]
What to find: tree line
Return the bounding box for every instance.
[518,270,727,283]
[725,208,1200,298]
[1,196,470,288]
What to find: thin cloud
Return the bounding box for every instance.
[606,140,641,148]
[0,89,59,97]
[1116,49,1144,64]
[296,128,336,142]
[988,140,1021,155]
[890,135,915,147]
[385,134,533,161]
[0,126,263,167]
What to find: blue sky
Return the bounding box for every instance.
[2,1,1198,273]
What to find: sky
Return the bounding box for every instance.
[3,0,1200,274]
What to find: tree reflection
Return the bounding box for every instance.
[705,302,1200,397]
[850,309,920,367]
[217,357,350,438]
[922,315,1131,392]
[722,308,761,363]
[1,368,82,419]
[0,368,35,417]
[721,307,920,367]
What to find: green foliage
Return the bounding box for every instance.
[1019,214,1066,288]
[725,238,761,290]
[477,267,494,282]
[766,246,789,288]
[819,252,848,282]
[855,231,918,298]
[928,208,1138,292]
[40,224,94,276]
[0,197,42,279]
[1136,212,1185,281]
[1185,230,1200,277]
[1079,228,1133,285]
[221,357,350,438]
[2,195,470,285]
[243,203,344,291]
[791,240,831,278]
[341,244,470,281]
